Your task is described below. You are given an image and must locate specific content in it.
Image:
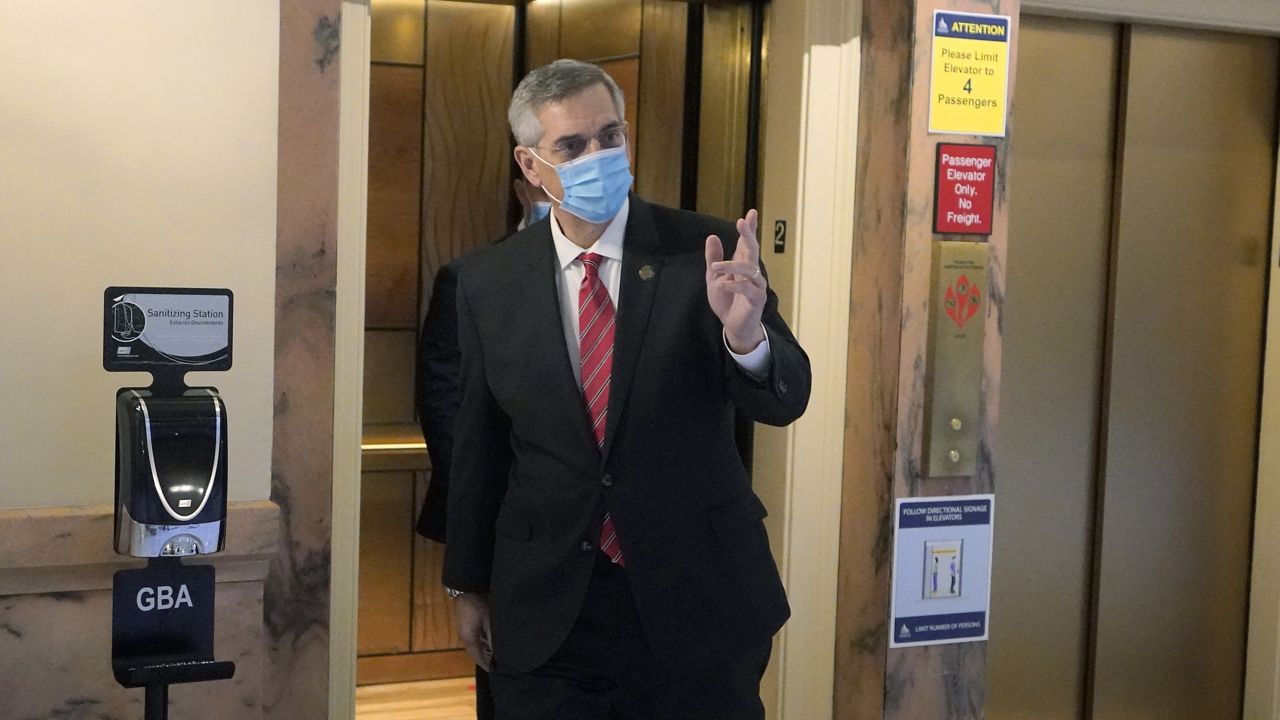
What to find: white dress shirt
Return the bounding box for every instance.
[548,200,771,387]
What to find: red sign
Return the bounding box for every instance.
[934,143,996,235]
[944,274,981,329]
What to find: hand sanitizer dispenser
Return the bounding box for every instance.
[105,287,237,712]
[115,388,228,557]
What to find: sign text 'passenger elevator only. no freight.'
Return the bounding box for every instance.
[934,143,996,235]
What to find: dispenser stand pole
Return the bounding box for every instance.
[144,684,168,720]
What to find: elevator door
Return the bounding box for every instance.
[989,17,1278,720]
[1090,26,1276,720]
[988,17,1119,720]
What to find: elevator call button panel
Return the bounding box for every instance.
[924,242,988,477]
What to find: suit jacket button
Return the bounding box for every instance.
[581,541,595,553]
[601,474,614,487]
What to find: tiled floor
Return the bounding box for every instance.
[355,677,478,720]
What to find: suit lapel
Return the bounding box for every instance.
[522,225,600,455]
[602,197,663,463]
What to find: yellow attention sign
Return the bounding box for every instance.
[929,11,1011,137]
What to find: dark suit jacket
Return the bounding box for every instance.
[442,196,812,673]
[415,262,463,542]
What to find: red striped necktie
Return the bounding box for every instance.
[578,252,624,566]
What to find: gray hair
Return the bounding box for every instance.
[508,59,626,148]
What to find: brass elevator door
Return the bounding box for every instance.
[988,17,1120,720]
[1090,26,1276,720]
[990,17,1278,720]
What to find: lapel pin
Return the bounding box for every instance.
[639,265,655,281]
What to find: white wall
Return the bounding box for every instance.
[0,2,279,507]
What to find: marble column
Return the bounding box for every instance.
[835,0,1018,718]
[266,0,343,716]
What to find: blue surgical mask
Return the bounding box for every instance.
[532,145,633,224]
[527,201,552,224]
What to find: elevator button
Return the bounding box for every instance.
[948,450,961,464]
[950,418,963,432]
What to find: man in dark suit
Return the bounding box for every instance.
[443,59,811,719]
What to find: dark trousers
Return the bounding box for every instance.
[476,665,495,720]
[490,553,771,720]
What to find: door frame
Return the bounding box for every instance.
[755,0,861,716]
[1022,0,1280,36]
[332,0,371,716]
[1247,101,1280,720]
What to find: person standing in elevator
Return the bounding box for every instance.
[442,59,811,718]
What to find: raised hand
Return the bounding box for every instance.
[705,209,768,354]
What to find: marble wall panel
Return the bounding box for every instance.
[0,582,265,720]
[837,0,1018,718]
[0,502,277,719]
[893,0,1017,501]
[268,0,343,717]
[834,0,913,715]
[888,0,1017,717]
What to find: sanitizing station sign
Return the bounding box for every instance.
[890,494,995,648]
[103,287,233,371]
